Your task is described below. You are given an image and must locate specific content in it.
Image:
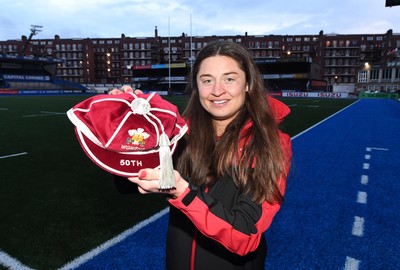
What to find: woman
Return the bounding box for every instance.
[126,41,292,269]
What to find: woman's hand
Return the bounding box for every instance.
[128,169,189,199]
[108,85,143,95]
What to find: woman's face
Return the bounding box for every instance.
[196,55,248,134]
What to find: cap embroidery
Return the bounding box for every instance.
[125,128,150,148]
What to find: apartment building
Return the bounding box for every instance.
[0,28,399,93]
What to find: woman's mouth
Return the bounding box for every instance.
[212,99,228,104]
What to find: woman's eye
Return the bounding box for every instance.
[225,77,235,83]
[202,79,213,85]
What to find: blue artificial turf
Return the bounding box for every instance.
[66,99,400,270]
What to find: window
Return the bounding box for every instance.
[382,69,392,80]
[395,68,400,79]
[358,70,368,82]
[370,69,379,80]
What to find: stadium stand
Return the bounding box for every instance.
[0,53,88,95]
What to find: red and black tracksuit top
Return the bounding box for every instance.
[166,97,292,270]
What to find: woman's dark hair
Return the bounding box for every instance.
[176,41,288,204]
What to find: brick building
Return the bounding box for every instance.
[0,27,399,93]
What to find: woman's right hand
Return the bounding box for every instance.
[108,85,143,95]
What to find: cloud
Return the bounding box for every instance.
[0,0,398,41]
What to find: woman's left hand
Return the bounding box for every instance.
[128,169,189,198]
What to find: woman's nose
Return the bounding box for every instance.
[211,80,225,96]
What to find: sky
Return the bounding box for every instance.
[0,0,399,41]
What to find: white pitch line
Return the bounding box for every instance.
[0,249,33,270]
[58,207,169,270]
[22,111,66,118]
[352,216,365,237]
[291,99,361,140]
[364,154,371,160]
[0,152,28,159]
[357,191,367,204]
[363,163,370,170]
[40,111,66,115]
[344,256,361,270]
[361,175,368,185]
[366,147,389,152]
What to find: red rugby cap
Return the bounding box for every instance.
[67,92,188,188]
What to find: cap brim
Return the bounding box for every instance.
[75,128,177,177]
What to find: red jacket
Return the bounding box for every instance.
[167,97,292,270]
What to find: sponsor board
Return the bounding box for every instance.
[3,74,51,81]
[282,92,349,98]
[0,89,86,95]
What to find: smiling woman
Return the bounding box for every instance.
[118,40,293,269]
[197,55,248,135]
